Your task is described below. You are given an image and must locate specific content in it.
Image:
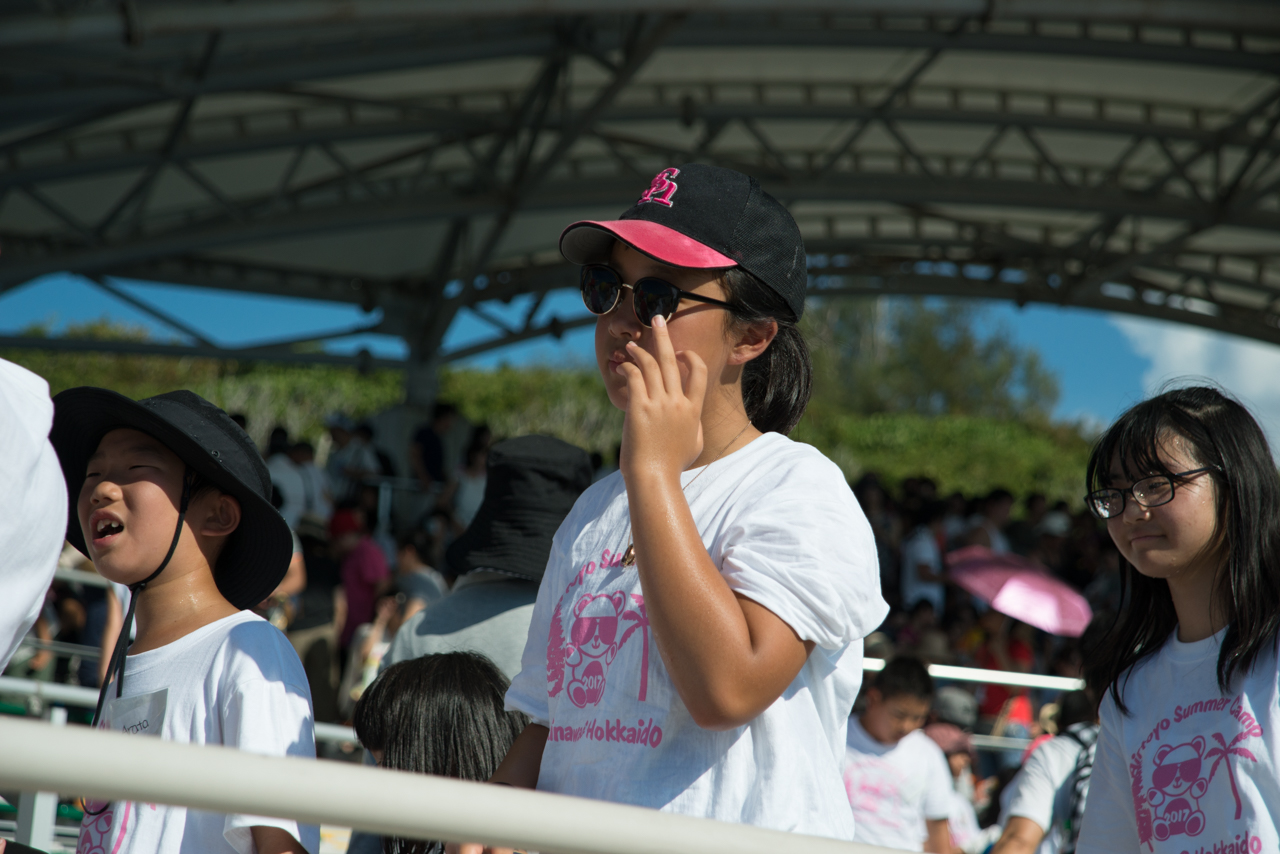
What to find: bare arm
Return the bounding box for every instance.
[446,725,548,854]
[490,723,548,788]
[271,551,307,599]
[924,818,956,854]
[251,826,307,854]
[990,816,1046,854]
[621,319,813,730]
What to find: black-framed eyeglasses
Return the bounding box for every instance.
[1085,467,1218,520]
[579,264,734,328]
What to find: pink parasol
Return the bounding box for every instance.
[946,545,1093,637]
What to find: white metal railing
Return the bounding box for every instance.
[1,658,1082,744]
[53,566,112,588]
[0,715,897,854]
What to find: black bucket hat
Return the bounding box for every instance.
[445,435,594,583]
[50,388,292,610]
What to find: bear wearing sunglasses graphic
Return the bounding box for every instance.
[1147,737,1209,841]
[563,592,629,709]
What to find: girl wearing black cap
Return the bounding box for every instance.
[462,164,888,848]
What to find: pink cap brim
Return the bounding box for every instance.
[559,219,736,269]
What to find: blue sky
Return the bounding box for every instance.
[3,272,1274,447]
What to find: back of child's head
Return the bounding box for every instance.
[1084,385,1280,710]
[396,529,434,564]
[354,651,527,781]
[1056,690,1096,730]
[875,655,934,702]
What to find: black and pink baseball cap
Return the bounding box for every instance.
[559,163,809,320]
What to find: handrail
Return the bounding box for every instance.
[0,659,1084,743]
[17,636,101,660]
[54,566,112,588]
[0,715,895,854]
[0,675,358,744]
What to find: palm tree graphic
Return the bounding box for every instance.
[620,595,650,702]
[1205,731,1259,820]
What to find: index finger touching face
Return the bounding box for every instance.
[649,314,684,395]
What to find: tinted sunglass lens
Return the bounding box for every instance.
[633,279,680,326]
[581,268,621,315]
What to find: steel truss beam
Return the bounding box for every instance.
[4,3,1280,366]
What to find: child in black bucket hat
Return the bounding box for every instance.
[50,388,317,854]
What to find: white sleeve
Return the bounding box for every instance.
[719,481,888,649]
[1076,698,1138,854]
[1003,743,1063,833]
[219,633,321,854]
[0,358,66,671]
[922,740,954,821]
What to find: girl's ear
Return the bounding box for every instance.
[728,319,778,365]
[198,493,242,538]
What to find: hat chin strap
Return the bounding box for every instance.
[90,468,195,730]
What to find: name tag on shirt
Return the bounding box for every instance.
[101,689,167,737]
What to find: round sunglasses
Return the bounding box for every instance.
[579,264,734,328]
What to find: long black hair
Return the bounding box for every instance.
[720,266,812,435]
[353,652,529,854]
[1083,386,1280,713]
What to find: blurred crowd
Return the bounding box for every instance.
[3,403,615,738]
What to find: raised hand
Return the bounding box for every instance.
[617,314,708,484]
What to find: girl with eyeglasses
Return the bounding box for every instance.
[1076,386,1280,852]
[449,164,887,853]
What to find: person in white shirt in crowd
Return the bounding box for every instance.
[845,656,956,853]
[902,500,948,615]
[453,163,887,853]
[0,359,66,672]
[50,387,317,854]
[968,488,1014,553]
[446,435,489,532]
[288,440,332,524]
[265,425,307,530]
[1077,386,1280,852]
[991,690,1099,854]
[925,722,982,851]
[324,413,378,504]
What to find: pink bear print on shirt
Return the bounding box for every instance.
[564,591,627,708]
[1147,737,1209,842]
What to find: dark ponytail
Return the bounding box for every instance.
[721,267,812,436]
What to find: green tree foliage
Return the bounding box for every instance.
[439,365,622,456]
[792,412,1092,502]
[804,297,1060,421]
[2,320,403,450]
[4,310,1092,502]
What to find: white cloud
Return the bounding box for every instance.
[1111,316,1280,455]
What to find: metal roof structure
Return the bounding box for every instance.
[4,1,1280,403]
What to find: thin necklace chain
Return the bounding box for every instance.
[619,419,751,568]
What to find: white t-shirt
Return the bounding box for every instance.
[1004,730,1090,854]
[453,469,486,528]
[77,611,320,854]
[900,527,944,614]
[0,359,66,672]
[843,717,953,851]
[266,453,307,530]
[506,432,888,839]
[1077,628,1280,854]
[948,786,981,848]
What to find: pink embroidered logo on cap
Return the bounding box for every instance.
[637,167,680,207]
